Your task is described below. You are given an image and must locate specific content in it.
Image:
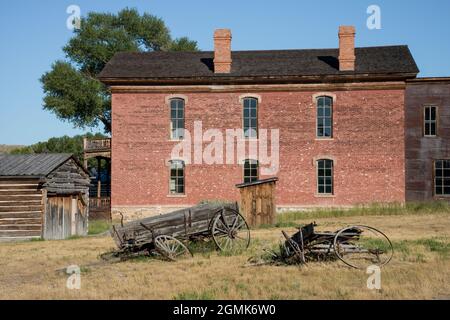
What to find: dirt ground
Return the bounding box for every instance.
[0,213,448,300]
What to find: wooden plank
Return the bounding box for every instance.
[0,200,42,206]
[0,230,41,237]
[0,190,41,196]
[0,180,40,185]
[0,212,41,219]
[0,225,42,231]
[0,195,41,201]
[0,185,40,190]
[0,218,41,225]
[0,206,42,212]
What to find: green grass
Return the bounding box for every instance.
[414,238,449,258]
[275,201,450,225]
[88,220,111,235]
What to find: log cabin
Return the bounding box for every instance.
[0,154,90,241]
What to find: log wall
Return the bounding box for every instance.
[0,179,43,241]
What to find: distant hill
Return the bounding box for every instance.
[0,144,24,154]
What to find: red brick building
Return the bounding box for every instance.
[99,26,425,219]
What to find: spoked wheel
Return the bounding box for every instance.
[333,225,393,269]
[211,209,250,252]
[154,235,193,261]
[281,230,305,263]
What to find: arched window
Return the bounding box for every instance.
[170,98,185,140]
[316,96,333,138]
[244,159,258,183]
[243,97,258,138]
[317,159,333,195]
[169,160,185,194]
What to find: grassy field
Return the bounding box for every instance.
[0,207,449,300]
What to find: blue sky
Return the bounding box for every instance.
[0,0,449,145]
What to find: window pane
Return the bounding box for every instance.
[430,123,436,136]
[317,159,333,194]
[317,108,324,117]
[430,107,436,120]
[244,108,250,117]
[425,108,430,121]
[316,96,332,138]
[250,108,257,118]
[244,160,258,183]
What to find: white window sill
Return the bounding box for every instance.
[167,194,187,198]
[314,194,335,198]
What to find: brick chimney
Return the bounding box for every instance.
[214,29,232,73]
[338,26,356,71]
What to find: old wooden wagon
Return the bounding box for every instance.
[0,154,90,241]
[109,203,250,260]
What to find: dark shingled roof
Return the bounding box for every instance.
[0,154,74,177]
[98,46,419,82]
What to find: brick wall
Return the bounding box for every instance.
[111,88,406,218]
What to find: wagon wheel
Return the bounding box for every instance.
[281,230,305,263]
[154,235,193,261]
[333,225,393,269]
[211,209,250,252]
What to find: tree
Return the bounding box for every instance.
[10,133,107,163]
[41,8,198,133]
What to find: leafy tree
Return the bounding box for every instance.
[10,133,107,163]
[41,8,198,133]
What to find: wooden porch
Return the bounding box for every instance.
[83,138,111,220]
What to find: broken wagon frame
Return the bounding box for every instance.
[280,223,394,269]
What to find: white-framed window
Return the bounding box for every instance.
[317,159,333,194]
[424,106,437,137]
[243,97,258,139]
[243,159,258,183]
[435,160,450,196]
[316,96,333,138]
[169,160,185,194]
[170,98,185,140]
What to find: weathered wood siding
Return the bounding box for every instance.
[0,179,43,241]
[239,182,276,227]
[405,81,450,201]
[43,195,87,240]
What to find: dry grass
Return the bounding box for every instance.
[0,213,449,300]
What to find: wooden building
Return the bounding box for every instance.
[236,177,278,227]
[83,137,111,220]
[405,78,450,201]
[0,154,90,241]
